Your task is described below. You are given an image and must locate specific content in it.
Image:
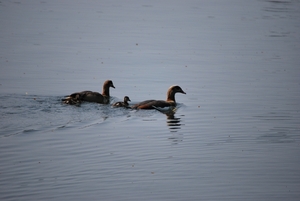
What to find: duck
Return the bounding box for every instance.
[62,80,115,104]
[112,96,131,108]
[132,85,186,109]
[62,93,82,105]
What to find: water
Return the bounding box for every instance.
[1,0,300,200]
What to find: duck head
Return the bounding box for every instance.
[102,80,115,97]
[105,80,115,88]
[124,96,131,103]
[167,85,186,102]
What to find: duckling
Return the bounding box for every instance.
[112,96,131,108]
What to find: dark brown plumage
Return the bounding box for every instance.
[132,85,186,109]
[62,80,115,104]
[112,96,131,108]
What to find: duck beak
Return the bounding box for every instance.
[111,84,115,88]
[181,90,186,94]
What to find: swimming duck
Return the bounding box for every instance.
[62,93,82,105]
[132,85,186,109]
[112,96,131,108]
[62,80,115,104]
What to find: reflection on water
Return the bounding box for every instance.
[166,114,184,144]
[166,114,182,132]
[263,0,292,14]
[153,106,185,132]
[261,0,297,38]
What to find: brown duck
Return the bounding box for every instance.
[132,85,186,109]
[112,96,131,108]
[62,80,115,104]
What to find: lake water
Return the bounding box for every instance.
[1,0,300,200]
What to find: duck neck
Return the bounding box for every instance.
[166,90,176,102]
[102,86,110,97]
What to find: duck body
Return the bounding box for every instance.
[132,99,175,109]
[112,96,131,108]
[62,80,115,104]
[70,91,110,104]
[132,85,186,110]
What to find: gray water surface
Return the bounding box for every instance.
[1,1,300,201]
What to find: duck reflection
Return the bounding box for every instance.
[166,113,184,144]
[154,107,182,132]
[153,106,184,132]
[166,113,182,132]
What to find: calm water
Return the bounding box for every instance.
[1,0,300,200]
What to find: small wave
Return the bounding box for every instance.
[23,129,38,133]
